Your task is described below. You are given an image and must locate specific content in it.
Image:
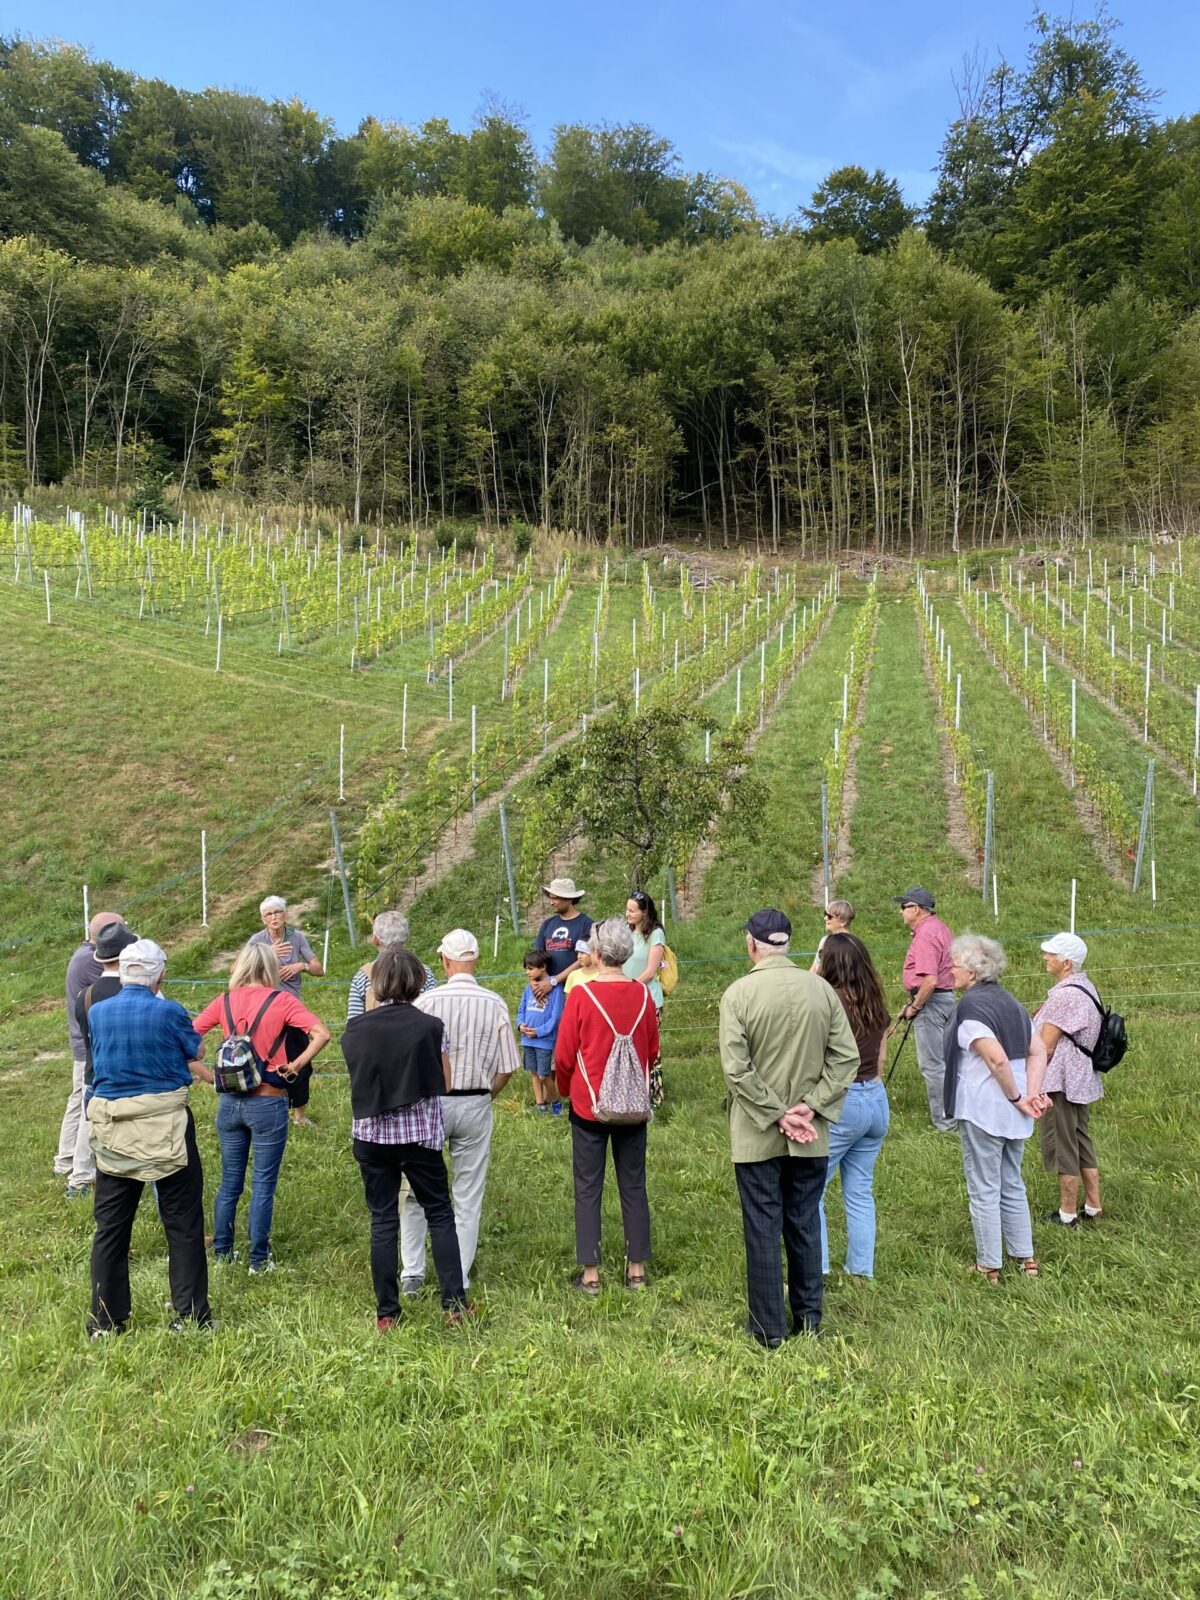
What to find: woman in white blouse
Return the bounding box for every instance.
[946,934,1048,1283]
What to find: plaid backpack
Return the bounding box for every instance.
[213,990,286,1094]
[575,982,652,1125]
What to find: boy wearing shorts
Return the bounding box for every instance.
[517,951,565,1114]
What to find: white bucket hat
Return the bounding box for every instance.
[543,877,585,899]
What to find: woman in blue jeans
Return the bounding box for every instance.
[817,933,891,1279]
[193,942,331,1271]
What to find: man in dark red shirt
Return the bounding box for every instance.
[893,886,957,1132]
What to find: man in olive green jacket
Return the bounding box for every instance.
[719,909,860,1345]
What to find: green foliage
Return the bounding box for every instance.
[531,698,761,886]
[803,166,915,254]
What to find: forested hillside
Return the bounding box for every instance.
[2,11,1199,547]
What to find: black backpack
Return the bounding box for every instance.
[1064,985,1128,1074]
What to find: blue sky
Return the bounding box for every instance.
[21,1,1200,213]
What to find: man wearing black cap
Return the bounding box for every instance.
[75,922,140,1092]
[719,908,859,1346]
[893,887,957,1132]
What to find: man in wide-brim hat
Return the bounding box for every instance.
[531,879,593,1000]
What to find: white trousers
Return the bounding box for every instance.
[401,1095,494,1290]
[55,1060,96,1187]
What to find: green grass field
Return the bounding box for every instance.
[1,551,1198,1600]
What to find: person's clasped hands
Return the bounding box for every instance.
[777,1101,819,1144]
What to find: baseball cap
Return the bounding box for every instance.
[94,923,138,964]
[574,938,592,953]
[437,928,479,960]
[892,887,935,910]
[742,909,792,945]
[1040,932,1088,965]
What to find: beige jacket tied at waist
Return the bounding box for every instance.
[718,955,860,1161]
[87,1086,190,1181]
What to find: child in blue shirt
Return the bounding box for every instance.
[516,950,565,1114]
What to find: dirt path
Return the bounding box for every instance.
[960,602,1130,886]
[998,599,1197,796]
[807,608,878,904]
[917,612,982,889]
[676,601,837,918]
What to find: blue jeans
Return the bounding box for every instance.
[213,1093,290,1267]
[522,1045,555,1077]
[820,1078,890,1278]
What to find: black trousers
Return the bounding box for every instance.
[89,1107,211,1333]
[569,1111,651,1267]
[734,1155,828,1345]
[353,1139,465,1318]
[284,1026,312,1109]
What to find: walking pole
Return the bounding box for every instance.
[884,1014,916,1086]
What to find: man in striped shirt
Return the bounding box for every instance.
[400,928,519,1296]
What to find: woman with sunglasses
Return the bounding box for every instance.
[624,890,667,1108]
[811,899,855,972]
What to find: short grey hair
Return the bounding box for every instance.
[591,916,634,968]
[751,936,790,958]
[373,910,410,945]
[950,933,1006,984]
[260,895,287,914]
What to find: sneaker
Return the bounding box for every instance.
[444,1304,478,1326]
[550,1100,564,1116]
[248,1258,276,1275]
[1080,1207,1104,1221]
[88,1324,125,1341]
[376,1316,399,1333]
[212,1249,240,1265]
[168,1317,220,1333]
[535,1103,550,1116]
[400,1276,424,1299]
[1044,1211,1078,1227]
[65,1183,94,1199]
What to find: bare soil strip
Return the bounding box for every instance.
[960,601,1129,886]
[807,609,878,905]
[677,601,837,918]
[1001,599,1197,795]
[917,612,981,889]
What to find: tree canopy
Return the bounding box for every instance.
[1,12,1199,546]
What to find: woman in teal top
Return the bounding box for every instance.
[624,890,667,1104]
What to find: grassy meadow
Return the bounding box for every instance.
[1,551,1198,1600]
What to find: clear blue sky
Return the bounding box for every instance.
[20,0,1200,213]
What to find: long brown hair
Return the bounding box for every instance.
[818,932,890,1037]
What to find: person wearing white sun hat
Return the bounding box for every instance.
[1033,932,1105,1228]
[531,878,593,1001]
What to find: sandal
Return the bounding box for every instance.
[1019,1257,1040,1277]
[624,1266,647,1291]
[570,1271,600,1297]
[970,1264,1001,1284]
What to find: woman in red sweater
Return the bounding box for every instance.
[555,916,660,1293]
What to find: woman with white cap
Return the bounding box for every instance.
[1034,933,1105,1228]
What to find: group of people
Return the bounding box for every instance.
[59,875,1108,1345]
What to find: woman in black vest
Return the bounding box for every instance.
[341,947,467,1329]
[944,934,1049,1283]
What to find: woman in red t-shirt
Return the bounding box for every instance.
[193,941,330,1271]
[555,917,660,1294]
